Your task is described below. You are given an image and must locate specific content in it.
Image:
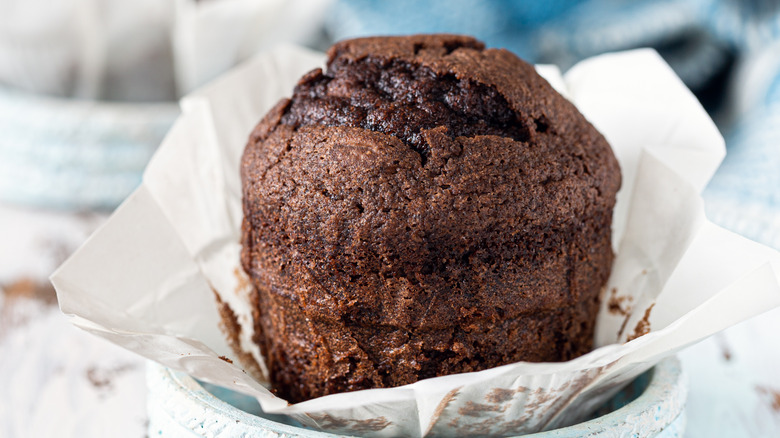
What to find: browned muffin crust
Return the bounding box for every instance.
[241,34,621,403]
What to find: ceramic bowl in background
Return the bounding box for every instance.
[0,86,178,210]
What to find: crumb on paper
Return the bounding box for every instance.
[485,388,515,404]
[219,355,234,364]
[607,287,632,316]
[348,417,392,433]
[440,364,614,436]
[307,413,390,433]
[448,415,504,435]
[458,401,507,416]
[425,387,461,435]
[626,304,655,342]
[521,386,560,413]
[757,386,780,412]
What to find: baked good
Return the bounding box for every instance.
[240,34,621,403]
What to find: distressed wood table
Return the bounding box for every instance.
[1,202,778,437]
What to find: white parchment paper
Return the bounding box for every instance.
[51,45,780,437]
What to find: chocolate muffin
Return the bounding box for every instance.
[240,34,621,403]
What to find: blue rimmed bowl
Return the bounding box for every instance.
[0,86,178,210]
[146,356,686,437]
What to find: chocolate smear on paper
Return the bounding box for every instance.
[307,413,390,433]
[425,387,461,435]
[627,304,655,342]
[233,267,252,296]
[458,401,507,416]
[485,388,515,404]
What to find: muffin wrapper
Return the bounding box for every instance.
[51,45,780,437]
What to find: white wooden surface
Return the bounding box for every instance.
[1,202,779,437]
[0,204,146,438]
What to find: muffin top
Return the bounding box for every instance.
[241,34,620,330]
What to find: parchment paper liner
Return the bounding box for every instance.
[51,45,780,437]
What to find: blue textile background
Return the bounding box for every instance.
[328,0,780,249]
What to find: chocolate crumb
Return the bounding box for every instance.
[485,388,515,404]
[458,401,506,416]
[219,355,234,364]
[86,368,112,389]
[715,334,733,362]
[627,304,655,342]
[1,278,58,339]
[306,413,350,429]
[757,386,780,412]
[346,417,391,433]
[85,363,137,393]
[607,287,631,316]
[1,278,57,305]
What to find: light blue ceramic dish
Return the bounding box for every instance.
[146,356,686,437]
[0,86,179,209]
